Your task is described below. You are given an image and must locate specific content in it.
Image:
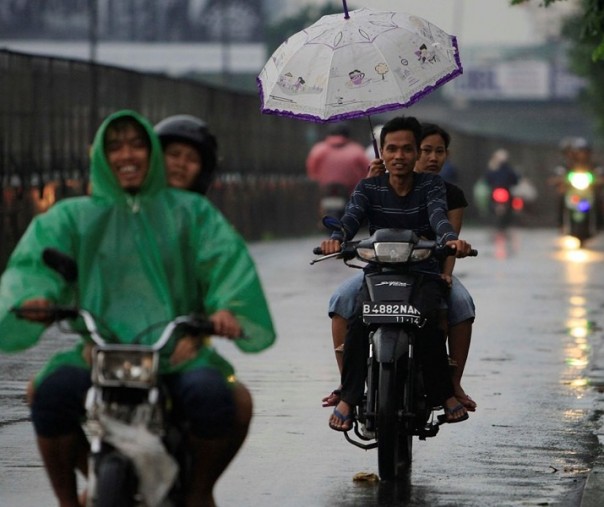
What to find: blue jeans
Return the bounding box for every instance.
[31,365,236,439]
[328,273,476,326]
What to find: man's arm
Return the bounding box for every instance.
[194,202,275,353]
[426,175,458,244]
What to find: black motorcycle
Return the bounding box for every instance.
[313,217,477,480]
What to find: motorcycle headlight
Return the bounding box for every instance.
[359,242,412,263]
[568,171,593,190]
[410,248,432,262]
[356,247,377,262]
[93,347,157,387]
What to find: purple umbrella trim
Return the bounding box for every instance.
[257,37,464,124]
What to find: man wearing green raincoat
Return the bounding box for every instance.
[0,110,275,507]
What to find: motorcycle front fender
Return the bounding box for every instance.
[372,325,410,364]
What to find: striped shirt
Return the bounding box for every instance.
[333,172,458,273]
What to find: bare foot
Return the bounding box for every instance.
[454,386,477,411]
[321,387,342,407]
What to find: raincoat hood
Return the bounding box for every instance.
[90,109,166,202]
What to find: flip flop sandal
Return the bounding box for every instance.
[437,403,469,424]
[329,407,354,432]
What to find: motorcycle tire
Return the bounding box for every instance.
[569,213,592,246]
[377,361,411,480]
[94,452,138,507]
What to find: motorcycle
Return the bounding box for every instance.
[13,248,217,507]
[318,183,350,222]
[490,186,523,230]
[312,217,477,480]
[562,169,597,246]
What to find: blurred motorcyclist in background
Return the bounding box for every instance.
[549,137,604,229]
[306,123,370,220]
[484,149,520,228]
[484,148,519,193]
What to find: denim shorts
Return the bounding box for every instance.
[31,365,236,439]
[448,276,476,326]
[328,272,475,326]
[328,271,364,320]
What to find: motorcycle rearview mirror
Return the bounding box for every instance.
[42,248,78,283]
[321,215,346,237]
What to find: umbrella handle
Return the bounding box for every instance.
[372,138,379,159]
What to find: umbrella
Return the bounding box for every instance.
[257,2,462,128]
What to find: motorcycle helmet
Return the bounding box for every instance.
[155,114,218,195]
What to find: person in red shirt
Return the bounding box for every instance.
[306,124,370,220]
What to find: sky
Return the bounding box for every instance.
[280,0,577,48]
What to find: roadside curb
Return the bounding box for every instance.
[580,451,604,507]
[580,338,604,507]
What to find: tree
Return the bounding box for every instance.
[511,0,604,60]
[512,1,604,135]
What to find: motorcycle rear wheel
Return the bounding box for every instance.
[377,361,411,480]
[94,452,138,507]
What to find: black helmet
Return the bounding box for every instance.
[154,114,218,195]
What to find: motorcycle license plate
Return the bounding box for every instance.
[362,302,422,324]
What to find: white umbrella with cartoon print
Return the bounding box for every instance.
[257,0,463,137]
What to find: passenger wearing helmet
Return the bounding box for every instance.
[155,114,218,195]
[157,114,261,504]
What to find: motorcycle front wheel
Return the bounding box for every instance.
[377,361,411,480]
[94,452,138,507]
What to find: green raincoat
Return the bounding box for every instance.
[0,110,275,384]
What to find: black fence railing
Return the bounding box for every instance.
[0,49,348,268]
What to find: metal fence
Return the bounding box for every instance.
[0,48,576,270]
[0,49,337,268]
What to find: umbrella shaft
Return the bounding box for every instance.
[342,0,350,19]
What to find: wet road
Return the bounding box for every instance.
[1,227,603,506]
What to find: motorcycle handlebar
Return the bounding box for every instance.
[11,306,219,347]
[313,246,478,258]
[11,305,79,321]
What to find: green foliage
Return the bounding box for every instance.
[264,2,343,55]
[563,8,604,136]
[511,0,604,61]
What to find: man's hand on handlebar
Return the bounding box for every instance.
[171,310,242,365]
[210,309,241,339]
[320,239,342,255]
[16,298,54,323]
[445,239,473,258]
